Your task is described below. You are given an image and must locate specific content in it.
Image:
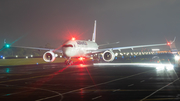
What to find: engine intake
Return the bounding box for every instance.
[43,51,57,62]
[102,51,115,62]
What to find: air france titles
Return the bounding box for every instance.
[76,41,87,45]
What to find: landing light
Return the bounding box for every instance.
[79,57,85,61]
[175,55,180,61]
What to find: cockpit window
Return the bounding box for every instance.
[62,44,73,47]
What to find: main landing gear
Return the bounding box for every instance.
[65,58,73,65]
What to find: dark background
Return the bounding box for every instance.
[0,0,179,50]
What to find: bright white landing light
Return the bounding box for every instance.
[115,53,118,56]
[165,64,174,71]
[175,55,180,61]
[156,65,165,70]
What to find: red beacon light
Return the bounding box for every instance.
[72,37,75,41]
[167,42,171,45]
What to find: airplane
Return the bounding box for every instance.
[7,20,175,65]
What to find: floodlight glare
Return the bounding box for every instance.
[175,55,180,61]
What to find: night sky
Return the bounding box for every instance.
[1,0,180,50]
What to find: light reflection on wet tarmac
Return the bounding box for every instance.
[0,62,179,101]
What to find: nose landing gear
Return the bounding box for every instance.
[65,59,73,65]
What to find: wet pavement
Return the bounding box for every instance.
[0,61,180,101]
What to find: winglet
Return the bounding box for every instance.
[171,37,176,44]
[92,20,96,42]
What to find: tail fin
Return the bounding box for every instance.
[4,39,6,45]
[92,20,96,42]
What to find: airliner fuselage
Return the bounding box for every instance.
[13,20,171,65]
[62,40,98,57]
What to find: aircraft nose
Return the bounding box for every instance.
[64,48,73,57]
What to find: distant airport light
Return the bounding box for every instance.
[90,57,93,59]
[166,64,174,71]
[115,53,118,56]
[0,56,3,58]
[156,65,165,71]
[36,63,38,65]
[72,37,75,40]
[60,55,62,58]
[5,44,10,48]
[15,55,18,58]
[55,54,58,57]
[152,49,160,52]
[119,53,123,55]
[3,57,5,59]
[175,55,180,61]
[26,56,28,59]
[30,55,33,57]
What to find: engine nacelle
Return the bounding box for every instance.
[43,51,58,62]
[102,51,115,62]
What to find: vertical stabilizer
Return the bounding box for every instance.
[4,39,6,45]
[92,20,96,42]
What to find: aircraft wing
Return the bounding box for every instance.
[90,43,168,53]
[90,37,176,53]
[12,46,62,53]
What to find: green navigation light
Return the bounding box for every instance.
[5,44,10,48]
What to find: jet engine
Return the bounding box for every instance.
[102,51,115,62]
[43,51,58,62]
